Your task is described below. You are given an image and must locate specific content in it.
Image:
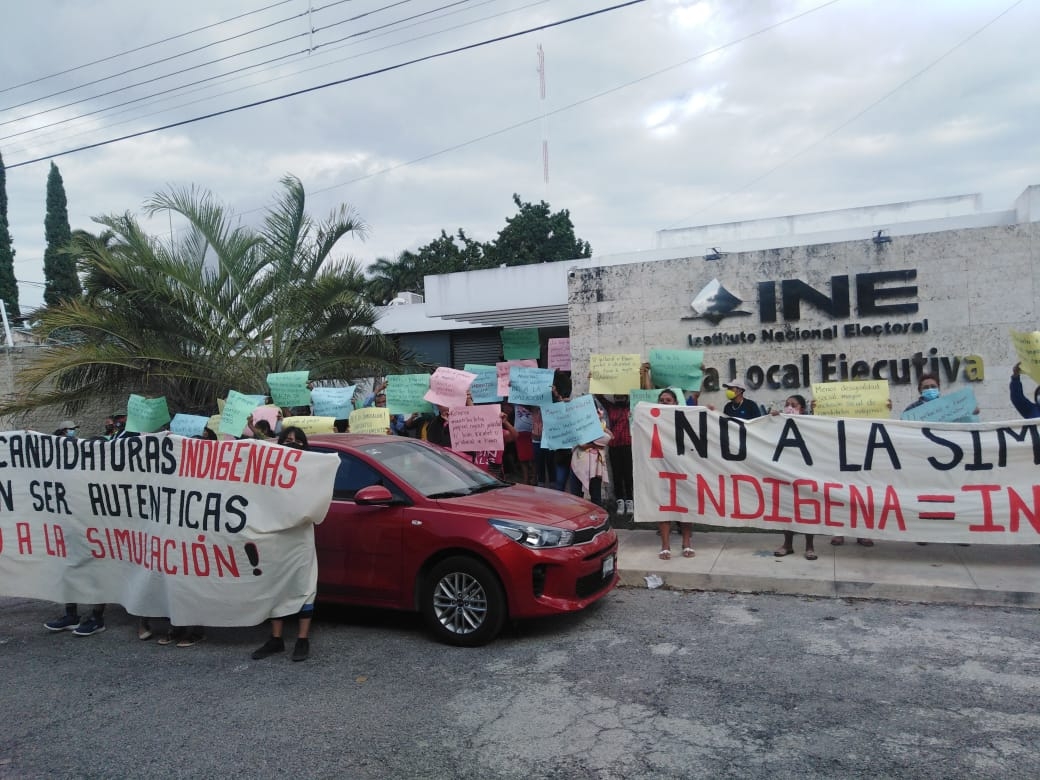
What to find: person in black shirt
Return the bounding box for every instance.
[721,381,762,419]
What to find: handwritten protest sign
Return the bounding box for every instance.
[386,374,435,415]
[170,413,209,438]
[501,328,540,361]
[811,380,891,419]
[423,367,477,408]
[630,388,684,405]
[349,407,391,434]
[589,354,641,395]
[632,406,1040,544]
[218,390,263,436]
[281,415,336,434]
[649,348,703,391]
[900,387,978,423]
[547,338,571,370]
[310,386,356,419]
[0,432,338,625]
[464,364,503,404]
[540,395,606,449]
[251,405,281,430]
[508,366,555,406]
[446,404,504,451]
[1010,330,1040,383]
[266,371,311,408]
[497,359,538,396]
[206,414,222,436]
[125,394,171,433]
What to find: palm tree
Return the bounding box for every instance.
[364,249,425,305]
[2,175,409,417]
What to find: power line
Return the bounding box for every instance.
[0,0,365,122]
[0,0,297,95]
[1,0,534,160]
[6,1,646,170]
[0,0,461,141]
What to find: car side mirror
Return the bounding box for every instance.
[354,485,397,505]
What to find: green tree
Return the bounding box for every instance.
[484,194,591,267]
[365,249,425,305]
[0,150,19,321]
[1,176,409,417]
[43,162,80,307]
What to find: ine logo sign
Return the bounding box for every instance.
[683,279,750,324]
[684,270,919,325]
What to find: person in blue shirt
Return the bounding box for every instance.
[722,381,762,419]
[362,381,408,435]
[1010,362,1040,419]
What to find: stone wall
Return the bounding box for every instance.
[0,347,119,436]
[568,222,1040,420]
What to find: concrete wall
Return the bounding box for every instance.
[568,222,1040,420]
[0,347,117,435]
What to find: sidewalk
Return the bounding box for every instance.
[615,528,1040,608]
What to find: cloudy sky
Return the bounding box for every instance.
[2,0,1038,312]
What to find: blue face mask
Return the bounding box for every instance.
[921,388,940,402]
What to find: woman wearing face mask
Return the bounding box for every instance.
[903,373,942,413]
[722,381,762,419]
[54,420,78,438]
[655,389,695,559]
[770,395,817,560]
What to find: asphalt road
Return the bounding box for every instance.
[2,588,1038,780]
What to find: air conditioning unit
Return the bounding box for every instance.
[388,291,424,306]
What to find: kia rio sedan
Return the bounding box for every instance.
[306,434,619,646]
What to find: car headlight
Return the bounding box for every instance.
[489,518,574,548]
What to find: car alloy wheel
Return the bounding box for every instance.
[422,556,505,647]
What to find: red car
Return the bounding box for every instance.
[307,434,619,646]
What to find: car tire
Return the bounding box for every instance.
[421,556,506,647]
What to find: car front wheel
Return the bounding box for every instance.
[421,556,506,647]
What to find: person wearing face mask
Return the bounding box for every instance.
[770,395,817,560]
[54,420,78,438]
[721,381,762,420]
[903,373,942,413]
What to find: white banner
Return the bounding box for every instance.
[0,432,339,625]
[633,405,1040,544]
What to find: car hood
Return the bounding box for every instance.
[435,484,607,529]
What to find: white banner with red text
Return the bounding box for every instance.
[632,404,1040,544]
[0,432,338,625]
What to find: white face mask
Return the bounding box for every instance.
[783,405,798,415]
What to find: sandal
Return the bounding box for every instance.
[856,538,874,547]
[658,550,671,560]
[774,547,795,557]
[804,550,818,560]
[830,536,845,546]
[682,547,695,558]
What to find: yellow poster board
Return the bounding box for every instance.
[1010,330,1040,383]
[811,380,891,419]
[281,415,336,435]
[348,407,391,435]
[589,354,641,395]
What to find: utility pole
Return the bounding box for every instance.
[537,44,549,197]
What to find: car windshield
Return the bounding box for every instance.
[358,440,505,498]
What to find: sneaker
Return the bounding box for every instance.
[251,636,285,660]
[292,638,310,662]
[72,617,106,636]
[158,627,187,646]
[615,499,625,514]
[176,632,205,648]
[625,499,635,515]
[44,614,79,632]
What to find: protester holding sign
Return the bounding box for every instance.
[655,389,695,560]
[770,395,818,561]
[569,400,611,508]
[1010,362,1040,419]
[252,426,315,663]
